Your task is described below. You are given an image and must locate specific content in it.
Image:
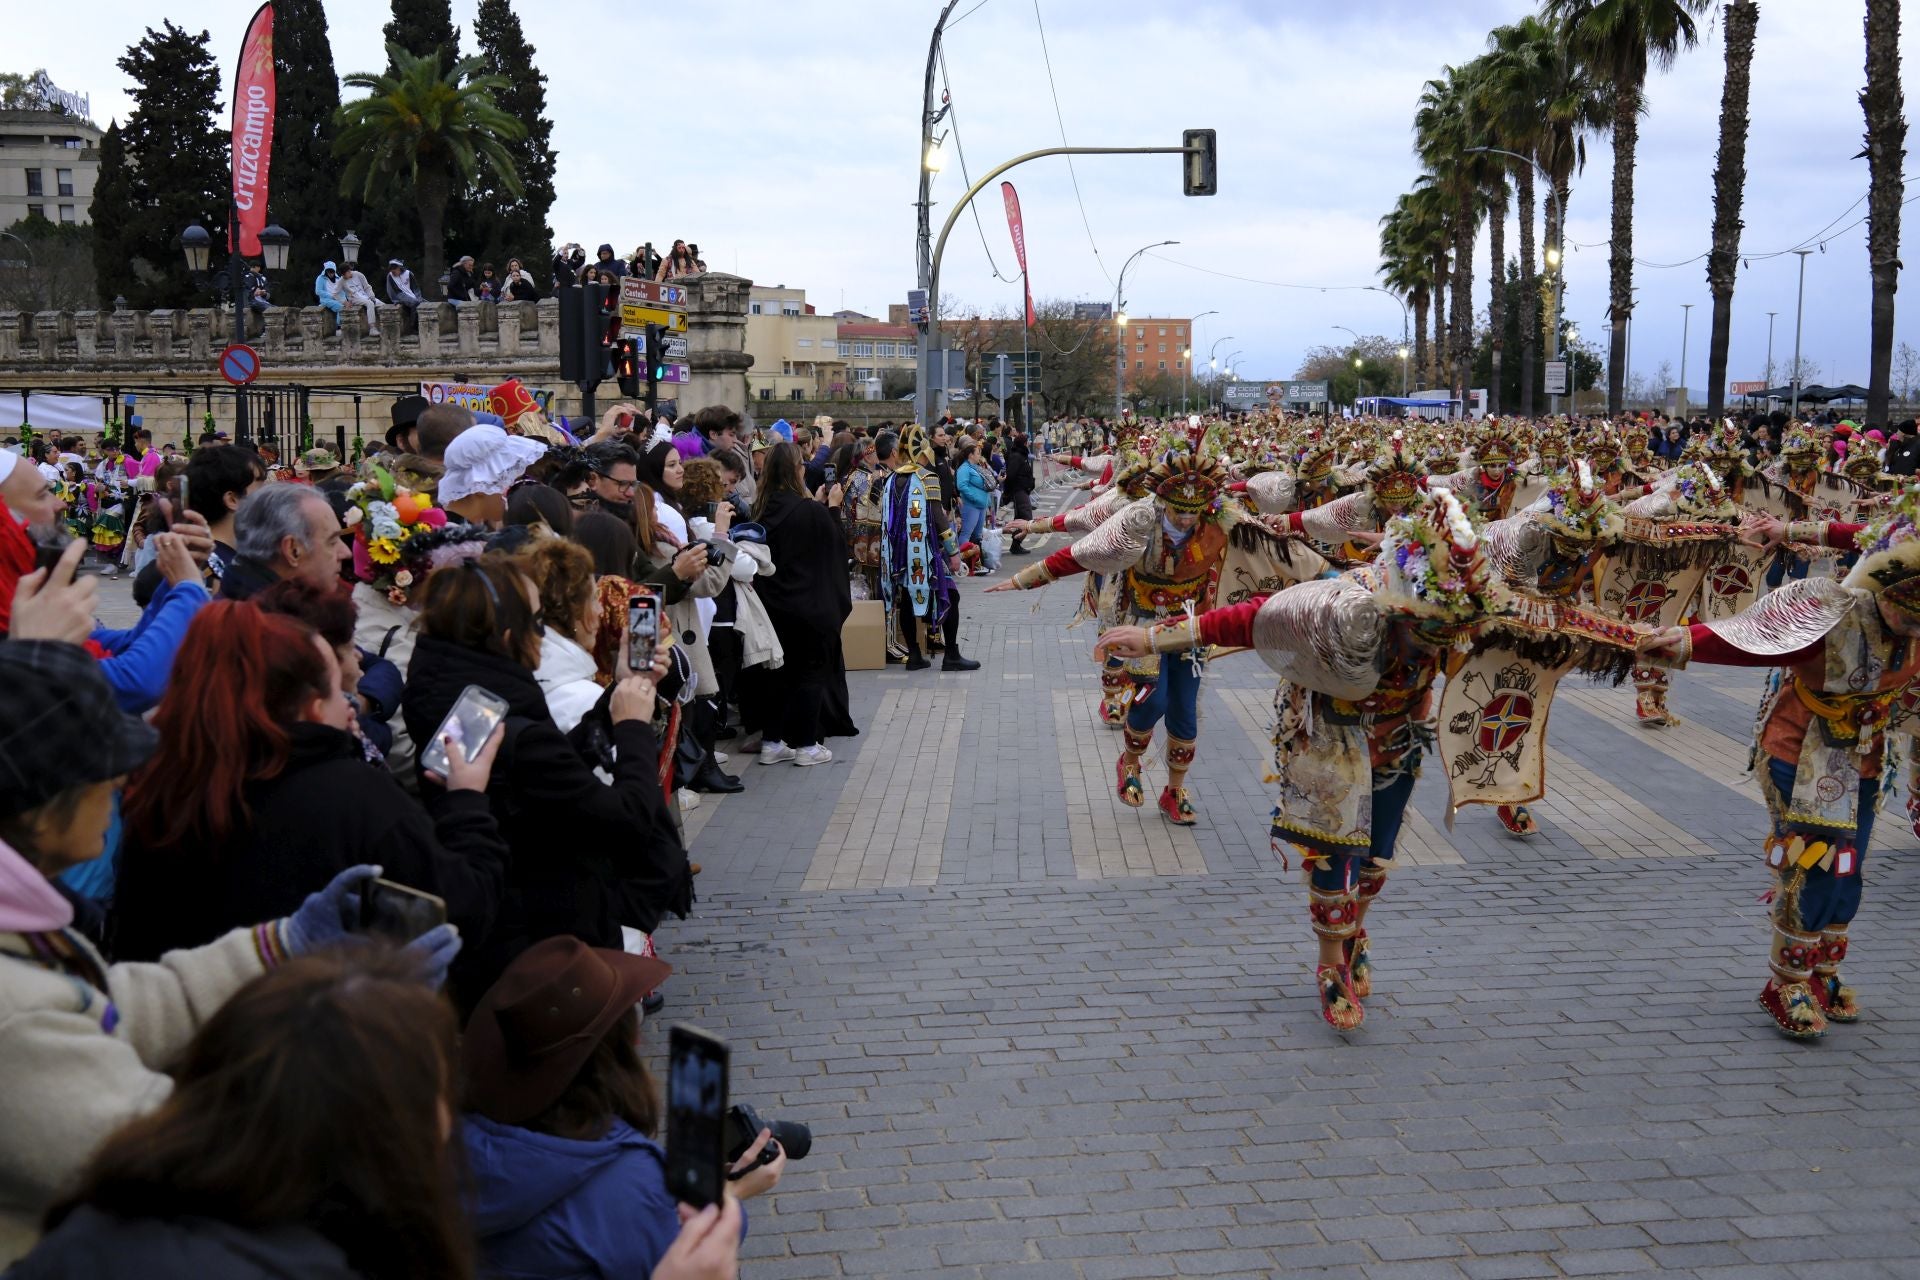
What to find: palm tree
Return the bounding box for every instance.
[1862,0,1906,426]
[1544,0,1712,414]
[334,42,525,300]
[1705,2,1760,423]
[1480,19,1561,414]
[1405,181,1453,391]
[1416,68,1496,399]
[1379,197,1438,393]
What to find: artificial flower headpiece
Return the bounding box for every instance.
[1375,487,1505,627]
[1843,484,1920,615]
[1534,459,1622,545]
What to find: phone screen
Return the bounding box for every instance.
[419,684,509,778]
[358,877,448,941]
[665,1025,730,1209]
[627,591,660,671]
[824,465,838,486]
[176,474,189,519]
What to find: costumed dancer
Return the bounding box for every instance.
[1095,489,1507,1028]
[879,425,981,673]
[1638,492,1920,1040]
[1271,431,1432,565]
[989,422,1326,825]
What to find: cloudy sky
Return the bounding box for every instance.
[18,0,1919,396]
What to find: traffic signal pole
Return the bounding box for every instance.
[918,138,1214,429]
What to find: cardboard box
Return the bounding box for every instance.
[842,600,887,670]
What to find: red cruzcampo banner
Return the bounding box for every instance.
[231,2,276,256]
[1000,181,1034,328]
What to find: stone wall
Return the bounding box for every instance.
[0,271,755,445]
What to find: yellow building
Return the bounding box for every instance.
[744,285,847,403]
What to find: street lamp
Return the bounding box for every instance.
[181,215,293,444]
[338,231,362,268]
[1791,248,1813,420]
[924,139,946,173]
[1114,238,1177,419]
[1468,145,1564,414]
[1678,302,1694,417]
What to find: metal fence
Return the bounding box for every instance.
[8,381,419,462]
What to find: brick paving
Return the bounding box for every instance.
[94,493,1920,1277]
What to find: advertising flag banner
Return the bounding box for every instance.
[1000,181,1034,327]
[231,2,276,257]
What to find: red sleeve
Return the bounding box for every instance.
[1066,455,1083,468]
[1686,623,1823,668]
[1825,521,1866,549]
[1099,461,1115,486]
[1286,511,1306,533]
[1198,597,1268,649]
[1041,545,1086,578]
[1228,481,1249,493]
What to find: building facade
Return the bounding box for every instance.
[744,284,847,402]
[1,104,103,229]
[1118,316,1191,389]
[835,319,919,398]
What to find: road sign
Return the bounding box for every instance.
[907,288,928,328]
[656,364,690,386]
[1544,360,1568,395]
[218,343,261,386]
[619,277,686,308]
[1284,380,1329,404]
[990,362,1016,403]
[620,305,688,333]
[1729,380,1768,396]
[661,333,688,362]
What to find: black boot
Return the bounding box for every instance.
[942,652,982,672]
[691,760,745,794]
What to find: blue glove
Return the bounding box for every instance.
[281,864,379,957]
[405,923,463,990]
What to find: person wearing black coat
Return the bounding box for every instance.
[112,721,511,969]
[751,444,857,760]
[7,1204,362,1280]
[398,561,691,985]
[1002,436,1036,554]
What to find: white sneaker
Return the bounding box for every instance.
[759,742,795,765]
[679,790,702,811]
[793,745,834,767]
[713,751,729,765]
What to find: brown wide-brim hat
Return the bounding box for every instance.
[463,936,670,1125]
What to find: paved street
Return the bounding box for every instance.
[665,486,1920,1280]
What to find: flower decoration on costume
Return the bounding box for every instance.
[343,463,467,600]
[1666,462,1740,523]
[1535,460,1622,545]
[1375,487,1505,630]
[1843,484,1920,616]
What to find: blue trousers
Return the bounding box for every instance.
[1765,552,1810,589]
[958,503,988,549]
[1767,757,1873,931]
[1310,767,1418,893]
[1126,653,1201,741]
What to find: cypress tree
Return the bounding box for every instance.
[384,0,460,67]
[471,0,557,271]
[110,23,228,309]
[271,0,356,289]
[87,122,135,306]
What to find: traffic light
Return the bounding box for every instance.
[645,324,670,383]
[613,337,642,398]
[558,282,621,387]
[1182,128,1217,197]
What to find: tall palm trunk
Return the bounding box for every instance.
[1706,1,1760,424]
[1413,284,1431,392]
[417,168,451,301]
[1605,81,1644,416]
[1486,180,1509,414]
[1452,190,1476,399]
[1863,0,1906,426]
[1516,163,1538,416]
[1431,248,1450,389]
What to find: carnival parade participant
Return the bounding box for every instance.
[1638,488,1920,1041]
[878,425,980,672]
[1094,488,1505,1028]
[989,422,1326,826]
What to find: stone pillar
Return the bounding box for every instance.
[418,304,446,358]
[498,302,525,355]
[187,309,213,362]
[0,312,20,362]
[148,310,176,361]
[456,302,481,358]
[73,311,99,359]
[677,272,754,414]
[339,307,364,359]
[535,298,560,356]
[298,306,327,353]
[34,312,63,361]
[376,307,402,361]
[263,308,291,358]
[111,311,135,359]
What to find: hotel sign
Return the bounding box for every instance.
[30,72,91,123]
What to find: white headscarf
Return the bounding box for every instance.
[439,424,544,505]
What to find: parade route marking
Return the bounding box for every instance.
[802,688,961,889]
[1050,691,1207,879]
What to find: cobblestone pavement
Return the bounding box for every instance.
[98,495,1920,1278]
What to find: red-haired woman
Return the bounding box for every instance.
[111,602,511,970]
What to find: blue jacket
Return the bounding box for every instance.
[91,578,210,713]
[955,460,994,511]
[462,1114,746,1279]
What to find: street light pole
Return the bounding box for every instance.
[1468,145,1561,415]
[1113,239,1178,421]
[913,1,961,434]
[1679,302,1694,417]
[1361,286,1410,393]
[1186,309,1218,414]
[180,212,292,445]
[1765,310,1778,392]
[1791,249,1813,420]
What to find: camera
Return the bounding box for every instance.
[724,1102,812,1165]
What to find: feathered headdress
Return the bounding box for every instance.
[1534,460,1622,544]
[1475,420,1517,469]
[1375,487,1505,626]
[1665,461,1740,522]
[1843,484,1920,615]
[1143,420,1231,514]
[1366,431,1427,512]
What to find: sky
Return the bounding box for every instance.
[15,0,1920,397]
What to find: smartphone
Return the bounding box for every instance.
[358,877,447,941]
[702,501,720,521]
[418,684,510,778]
[177,474,190,519]
[823,464,838,486]
[627,589,660,671]
[665,1025,730,1209]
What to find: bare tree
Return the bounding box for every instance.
[1894,339,1919,405]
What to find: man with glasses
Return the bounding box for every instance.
[583,441,641,513]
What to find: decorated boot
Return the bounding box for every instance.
[1159,736,1198,825]
[1310,886,1365,1030]
[1759,921,1829,1040]
[1812,925,1861,1022]
[1347,866,1387,999]
[1116,724,1150,809]
[1496,803,1537,836]
[1098,668,1130,729]
[1157,787,1197,826]
[1632,666,1672,727]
